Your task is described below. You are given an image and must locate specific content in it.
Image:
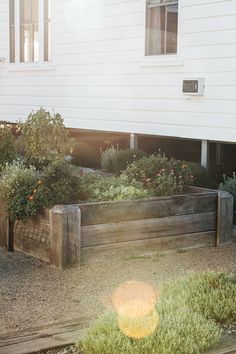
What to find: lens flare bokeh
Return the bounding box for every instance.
[112,281,159,339]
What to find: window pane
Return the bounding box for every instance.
[33,22,39,61]
[21,0,31,23]
[9,0,15,63]
[145,0,178,56]
[44,0,51,61]
[20,24,31,62]
[166,4,178,53]
[32,0,39,23]
[20,0,39,62]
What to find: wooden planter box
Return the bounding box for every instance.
[0,188,234,268]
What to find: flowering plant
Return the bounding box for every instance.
[122,153,194,197]
[0,161,41,221]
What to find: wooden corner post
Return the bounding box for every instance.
[50,205,81,269]
[217,191,233,246]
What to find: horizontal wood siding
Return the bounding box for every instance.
[81,212,217,247]
[0,0,236,142]
[81,231,216,264]
[79,193,217,226]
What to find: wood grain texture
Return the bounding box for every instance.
[217,191,234,245]
[0,317,90,354]
[0,202,8,249]
[81,212,217,247]
[50,205,81,268]
[81,231,216,264]
[14,236,50,263]
[79,193,217,226]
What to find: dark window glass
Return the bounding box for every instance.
[146,0,178,56]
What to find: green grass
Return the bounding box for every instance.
[77,272,236,354]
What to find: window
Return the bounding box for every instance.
[145,0,178,56]
[9,0,15,63]
[9,0,51,64]
[44,0,51,61]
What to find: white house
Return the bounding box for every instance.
[0,0,236,167]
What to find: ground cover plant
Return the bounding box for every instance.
[78,272,236,354]
[78,173,150,202]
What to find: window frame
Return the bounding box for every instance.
[9,0,52,68]
[141,0,183,67]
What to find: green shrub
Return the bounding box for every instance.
[78,272,235,354]
[0,124,17,167]
[219,173,236,210]
[0,159,80,222]
[80,310,219,354]
[162,272,236,324]
[101,146,146,174]
[187,162,212,188]
[0,161,40,221]
[78,174,150,202]
[35,159,80,207]
[123,153,194,197]
[20,108,72,168]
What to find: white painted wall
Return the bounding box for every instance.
[0,0,236,142]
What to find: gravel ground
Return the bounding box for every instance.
[1,244,236,336]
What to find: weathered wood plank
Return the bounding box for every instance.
[13,209,51,261]
[50,205,81,269]
[14,236,50,263]
[217,191,234,245]
[0,317,90,354]
[81,231,216,264]
[79,193,217,226]
[0,202,8,249]
[203,335,236,354]
[81,212,217,247]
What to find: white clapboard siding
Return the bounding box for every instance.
[0,0,236,143]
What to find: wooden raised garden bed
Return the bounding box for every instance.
[0,187,234,268]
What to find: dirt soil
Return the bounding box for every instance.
[1,244,236,336]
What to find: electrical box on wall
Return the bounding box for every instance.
[182,78,205,96]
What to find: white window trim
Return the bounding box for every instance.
[140,0,184,67]
[8,0,53,70]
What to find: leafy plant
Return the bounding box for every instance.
[219,172,236,211]
[20,108,73,168]
[34,159,80,207]
[0,124,17,167]
[187,161,212,188]
[123,153,194,197]
[0,159,80,222]
[0,161,40,222]
[78,173,150,202]
[101,146,146,174]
